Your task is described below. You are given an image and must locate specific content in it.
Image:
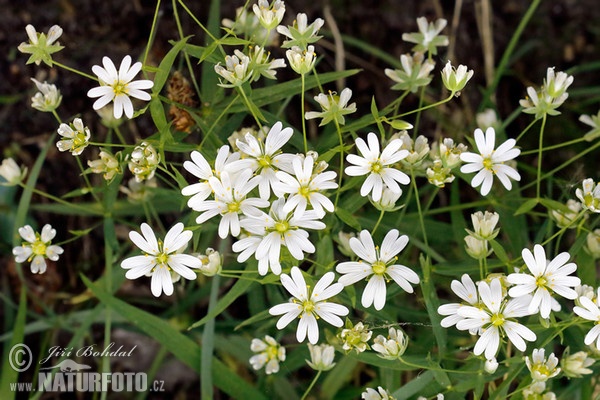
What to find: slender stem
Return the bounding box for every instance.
[410,169,429,249]
[412,85,426,137]
[52,61,97,81]
[114,126,127,145]
[237,87,262,128]
[535,114,547,199]
[515,118,539,142]
[301,73,308,152]
[76,156,101,204]
[172,0,202,97]
[300,370,322,400]
[394,94,454,120]
[18,184,103,215]
[143,0,162,72]
[521,136,586,155]
[333,118,344,210]
[372,209,386,235]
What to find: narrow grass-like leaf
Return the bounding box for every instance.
[320,356,358,399]
[335,208,361,231]
[0,290,26,400]
[153,36,191,94]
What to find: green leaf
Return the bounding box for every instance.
[153,36,191,95]
[315,235,334,269]
[0,290,27,400]
[513,197,538,215]
[335,208,361,231]
[320,356,358,399]
[489,239,510,265]
[149,97,173,147]
[188,277,255,330]
[82,276,268,400]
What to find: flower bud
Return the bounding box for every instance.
[561,348,595,378]
[128,142,160,182]
[339,321,372,353]
[0,158,27,186]
[484,357,498,374]
[372,327,408,360]
[306,343,336,371]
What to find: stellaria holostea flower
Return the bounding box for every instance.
[277,12,324,49]
[128,142,160,182]
[12,224,63,274]
[507,244,580,319]
[305,88,357,126]
[372,327,409,360]
[460,127,521,196]
[525,348,560,382]
[252,0,285,30]
[88,150,122,181]
[269,266,349,344]
[336,229,419,310]
[249,335,286,374]
[87,55,154,119]
[441,61,474,94]
[30,78,62,112]
[306,343,336,371]
[345,132,410,202]
[385,52,435,93]
[580,110,600,141]
[286,45,316,75]
[56,118,91,156]
[121,223,201,297]
[573,287,600,350]
[18,24,63,66]
[361,386,396,400]
[576,178,600,213]
[402,17,448,55]
[0,158,27,186]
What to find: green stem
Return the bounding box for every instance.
[372,209,386,235]
[238,87,262,129]
[394,93,454,120]
[52,61,97,81]
[333,118,344,210]
[535,114,547,199]
[515,118,539,142]
[18,184,103,216]
[410,169,429,249]
[300,370,322,400]
[301,73,308,152]
[412,85,426,137]
[143,0,162,73]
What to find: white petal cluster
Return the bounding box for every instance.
[576,178,600,213]
[460,127,521,196]
[306,343,336,371]
[87,55,154,119]
[13,224,64,274]
[249,335,286,374]
[573,287,600,349]
[0,158,27,186]
[345,132,410,202]
[56,118,91,156]
[525,348,561,382]
[269,266,348,344]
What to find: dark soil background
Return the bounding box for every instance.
[1,0,600,398]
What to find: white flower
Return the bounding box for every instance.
[87,55,154,119]
[456,278,536,359]
[304,88,357,126]
[194,170,269,239]
[128,142,160,182]
[437,274,480,330]
[361,386,396,400]
[526,348,560,382]
[247,46,286,81]
[468,211,500,240]
[276,154,337,218]
[576,178,600,213]
[233,121,294,200]
[196,248,222,277]
[402,17,449,55]
[249,335,286,374]
[214,52,252,88]
[460,127,521,196]
[31,78,62,112]
[269,266,348,344]
[56,118,91,156]
[580,110,600,141]
[339,321,372,353]
[385,51,435,93]
[550,199,583,228]
[561,348,595,378]
[12,224,64,274]
[235,198,325,275]
[586,229,600,258]
[252,0,285,30]
[306,343,336,371]
[18,24,64,66]
[277,12,324,49]
[0,158,27,186]
[181,145,240,210]
[372,327,409,360]
[345,132,410,202]
[397,132,430,167]
[573,288,600,349]
[336,229,419,310]
[286,45,316,75]
[121,223,202,297]
[545,67,574,99]
[507,244,580,319]
[441,61,474,93]
[484,357,499,374]
[88,150,122,181]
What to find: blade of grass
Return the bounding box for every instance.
[0,290,27,400]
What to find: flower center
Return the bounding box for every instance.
[258,155,272,168]
[73,132,88,148]
[113,81,128,95]
[266,345,279,360]
[372,260,387,275]
[535,275,547,288]
[302,299,315,314]
[490,313,505,327]
[227,201,241,213]
[299,185,311,197]
[532,364,553,377]
[275,221,289,233]
[31,239,47,256]
[482,157,494,171]
[370,160,383,174]
[156,252,169,266]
